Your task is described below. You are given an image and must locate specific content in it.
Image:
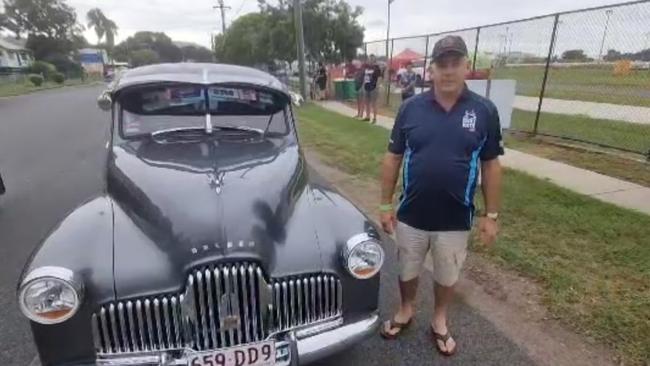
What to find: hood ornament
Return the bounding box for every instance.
[207,171,225,194]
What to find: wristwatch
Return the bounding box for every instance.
[486,212,499,221]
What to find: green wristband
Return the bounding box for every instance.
[379,204,393,212]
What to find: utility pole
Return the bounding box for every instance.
[598,9,613,62]
[214,0,230,34]
[294,0,307,99]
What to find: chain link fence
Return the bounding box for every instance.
[360,0,650,157]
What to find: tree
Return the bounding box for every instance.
[257,0,365,64]
[180,45,214,62]
[113,31,182,64]
[4,0,82,39]
[561,49,589,62]
[130,49,160,67]
[604,49,622,62]
[0,11,20,36]
[215,13,273,66]
[86,8,118,49]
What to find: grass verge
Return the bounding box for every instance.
[372,90,650,155]
[296,103,650,365]
[493,66,650,107]
[0,78,97,98]
[505,134,650,187]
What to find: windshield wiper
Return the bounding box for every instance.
[151,127,210,138]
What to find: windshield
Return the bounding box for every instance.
[118,84,290,137]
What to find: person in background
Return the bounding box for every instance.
[378,35,503,357]
[354,62,366,118]
[363,54,382,123]
[400,62,418,101]
[316,62,328,100]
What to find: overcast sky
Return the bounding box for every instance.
[67,0,648,56]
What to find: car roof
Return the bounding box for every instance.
[110,63,290,98]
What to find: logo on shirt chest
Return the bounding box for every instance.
[462,109,477,132]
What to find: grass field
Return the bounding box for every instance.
[510,109,650,154]
[296,103,650,366]
[493,66,650,107]
[0,78,98,98]
[505,134,650,187]
[372,90,650,154]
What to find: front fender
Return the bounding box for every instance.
[19,196,114,366]
[307,183,382,322]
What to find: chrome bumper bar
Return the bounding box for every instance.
[49,312,380,366]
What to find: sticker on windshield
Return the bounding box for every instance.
[209,87,245,101]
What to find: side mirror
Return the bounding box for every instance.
[289,91,303,107]
[97,92,112,111]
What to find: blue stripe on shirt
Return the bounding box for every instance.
[464,137,487,207]
[399,146,412,211]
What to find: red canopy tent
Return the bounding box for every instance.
[389,48,425,70]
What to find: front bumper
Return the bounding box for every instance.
[55,313,379,366]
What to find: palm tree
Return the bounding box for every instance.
[87,8,106,45]
[86,8,118,48]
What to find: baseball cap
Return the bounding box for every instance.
[432,35,468,61]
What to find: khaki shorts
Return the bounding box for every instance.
[396,221,469,286]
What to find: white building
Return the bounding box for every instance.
[0,36,33,70]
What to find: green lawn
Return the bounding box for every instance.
[504,134,650,188]
[0,78,96,98]
[372,91,650,154]
[511,109,650,154]
[493,66,650,107]
[296,103,650,366]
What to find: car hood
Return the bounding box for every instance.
[107,136,322,299]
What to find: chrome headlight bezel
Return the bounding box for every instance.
[18,266,84,325]
[342,233,385,280]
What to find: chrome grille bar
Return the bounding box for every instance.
[94,264,342,355]
[270,274,342,332]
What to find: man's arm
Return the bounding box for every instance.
[481,158,502,214]
[381,152,403,205]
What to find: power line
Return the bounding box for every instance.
[233,0,248,18]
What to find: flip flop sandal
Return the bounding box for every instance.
[431,328,458,357]
[380,318,413,340]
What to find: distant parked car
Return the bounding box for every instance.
[18,63,384,366]
[0,171,5,195]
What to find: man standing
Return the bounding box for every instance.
[399,62,418,101]
[378,36,503,357]
[363,54,382,123]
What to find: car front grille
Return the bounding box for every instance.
[92,262,342,355]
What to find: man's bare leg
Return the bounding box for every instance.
[383,277,418,335]
[432,282,457,352]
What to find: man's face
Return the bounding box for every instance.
[431,53,468,93]
[406,64,413,72]
[369,55,376,64]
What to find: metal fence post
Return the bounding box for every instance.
[386,38,394,106]
[364,43,368,58]
[472,27,481,72]
[534,14,560,135]
[422,36,430,93]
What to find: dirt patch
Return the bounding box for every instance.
[304,148,619,366]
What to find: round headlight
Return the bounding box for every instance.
[343,233,384,279]
[18,267,83,324]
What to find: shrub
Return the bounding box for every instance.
[29,61,57,79]
[51,72,65,84]
[28,74,44,86]
[44,54,83,79]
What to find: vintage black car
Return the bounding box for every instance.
[18,63,385,366]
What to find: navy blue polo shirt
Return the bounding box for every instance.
[388,87,504,231]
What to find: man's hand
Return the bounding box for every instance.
[479,217,499,247]
[380,211,397,235]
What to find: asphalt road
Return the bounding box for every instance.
[0,86,533,366]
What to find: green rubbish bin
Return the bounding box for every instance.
[333,79,345,100]
[342,79,357,100]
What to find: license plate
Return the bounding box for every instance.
[188,342,275,366]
